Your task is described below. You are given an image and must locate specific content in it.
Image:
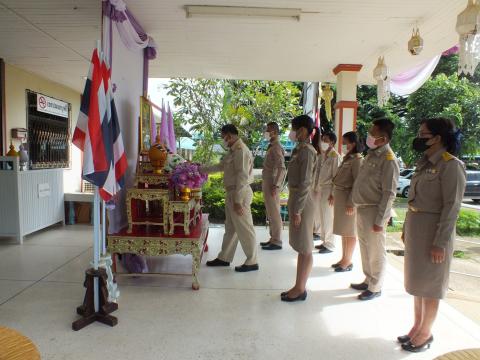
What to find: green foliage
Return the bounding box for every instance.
[251,191,267,225]
[456,209,480,236]
[167,79,302,162]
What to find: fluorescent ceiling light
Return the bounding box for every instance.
[185,5,301,20]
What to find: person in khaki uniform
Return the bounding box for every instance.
[200,124,258,272]
[351,118,399,300]
[329,131,364,272]
[314,132,340,254]
[311,128,323,242]
[281,115,317,302]
[260,122,287,250]
[398,118,466,353]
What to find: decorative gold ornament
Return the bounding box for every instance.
[191,188,202,200]
[408,28,424,55]
[148,143,168,174]
[321,84,334,122]
[456,0,480,76]
[6,143,18,157]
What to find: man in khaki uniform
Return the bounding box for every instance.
[260,122,286,250]
[352,118,399,300]
[200,124,258,272]
[314,132,340,253]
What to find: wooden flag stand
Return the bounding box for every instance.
[72,268,118,331]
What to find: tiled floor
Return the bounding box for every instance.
[0,224,479,360]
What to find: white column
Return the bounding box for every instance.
[332,64,362,153]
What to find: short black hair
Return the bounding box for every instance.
[342,131,364,154]
[420,117,459,155]
[372,118,395,140]
[322,131,337,145]
[267,121,280,133]
[291,114,314,135]
[221,124,238,136]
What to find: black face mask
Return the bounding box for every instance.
[412,137,432,153]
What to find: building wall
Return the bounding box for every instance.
[4,64,82,192]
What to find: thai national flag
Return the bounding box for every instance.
[72,48,127,201]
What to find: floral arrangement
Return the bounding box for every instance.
[170,162,208,190]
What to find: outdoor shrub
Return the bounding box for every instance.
[456,209,480,236]
[251,191,267,225]
[254,155,264,169]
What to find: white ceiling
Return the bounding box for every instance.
[0,0,468,92]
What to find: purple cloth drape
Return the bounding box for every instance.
[167,103,177,153]
[159,100,170,149]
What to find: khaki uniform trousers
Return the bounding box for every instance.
[319,185,336,250]
[218,187,258,265]
[357,206,387,292]
[262,181,282,246]
[313,191,322,235]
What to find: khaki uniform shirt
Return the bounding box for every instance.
[313,149,340,193]
[352,143,400,226]
[408,148,466,248]
[201,138,253,204]
[262,139,286,188]
[288,141,317,215]
[333,153,364,206]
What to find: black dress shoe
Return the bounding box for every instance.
[318,245,333,254]
[262,243,282,250]
[401,336,433,352]
[281,291,307,302]
[260,240,271,246]
[235,264,259,272]
[206,258,230,267]
[350,282,368,291]
[335,264,353,272]
[358,290,381,301]
[331,262,341,268]
[315,244,323,250]
[397,335,411,344]
[313,234,321,240]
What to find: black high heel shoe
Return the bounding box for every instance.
[334,264,353,272]
[401,336,433,352]
[397,335,410,344]
[331,262,341,268]
[281,291,307,302]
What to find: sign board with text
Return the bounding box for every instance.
[37,94,69,118]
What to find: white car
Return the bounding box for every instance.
[397,173,413,198]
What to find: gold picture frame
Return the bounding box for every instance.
[139,96,152,154]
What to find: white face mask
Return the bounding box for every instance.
[222,137,229,148]
[320,142,330,151]
[263,132,271,141]
[288,130,297,142]
[366,134,379,149]
[342,145,348,154]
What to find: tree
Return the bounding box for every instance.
[167,79,226,162]
[223,80,302,156]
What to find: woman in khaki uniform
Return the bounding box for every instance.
[399,118,466,353]
[281,115,317,302]
[329,132,363,272]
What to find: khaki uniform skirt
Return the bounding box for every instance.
[333,188,357,237]
[404,211,454,299]
[288,190,315,254]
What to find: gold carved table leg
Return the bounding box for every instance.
[191,246,200,290]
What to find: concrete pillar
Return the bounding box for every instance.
[332,64,362,153]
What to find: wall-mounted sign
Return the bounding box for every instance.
[37,94,69,118]
[38,183,51,198]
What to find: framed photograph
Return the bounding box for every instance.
[139,96,152,154]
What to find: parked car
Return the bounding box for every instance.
[399,168,415,178]
[464,170,480,203]
[397,172,413,198]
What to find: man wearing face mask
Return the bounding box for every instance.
[200,124,258,272]
[313,132,340,254]
[260,122,287,250]
[351,118,400,300]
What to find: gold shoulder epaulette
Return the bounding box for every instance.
[386,151,395,161]
[442,152,454,162]
[329,151,337,158]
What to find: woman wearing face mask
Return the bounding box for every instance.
[329,132,364,272]
[399,118,466,353]
[281,115,317,302]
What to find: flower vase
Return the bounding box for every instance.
[179,187,191,202]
